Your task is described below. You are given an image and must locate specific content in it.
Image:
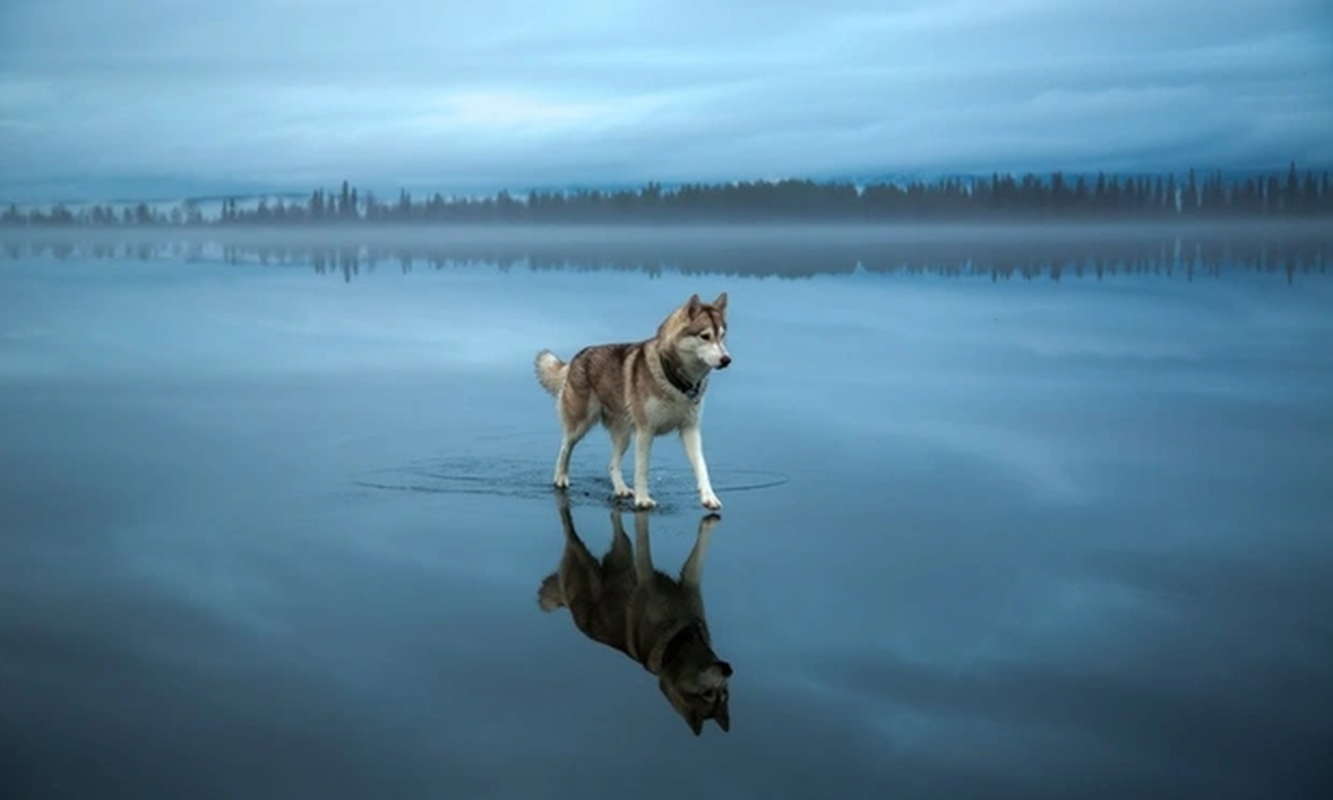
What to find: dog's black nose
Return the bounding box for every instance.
[719,355,732,368]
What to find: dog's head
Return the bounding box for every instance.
[660,292,731,370]
[659,657,733,736]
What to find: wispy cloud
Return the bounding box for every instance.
[1,0,1330,199]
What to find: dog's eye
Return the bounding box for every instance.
[700,332,712,341]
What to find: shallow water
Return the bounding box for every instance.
[2,227,1332,799]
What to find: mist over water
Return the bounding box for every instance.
[2,227,1331,799]
[4,221,1331,282]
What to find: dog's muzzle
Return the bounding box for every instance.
[718,355,732,369]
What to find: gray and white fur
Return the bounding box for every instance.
[534,292,731,510]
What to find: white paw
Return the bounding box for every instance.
[634,495,658,510]
[613,485,634,499]
[701,492,722,510]
[553,474,570,489]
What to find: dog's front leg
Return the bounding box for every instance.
[632,426,657,509]
[681,423,721,510]
[632,510,655,580]
[681,513,720,594]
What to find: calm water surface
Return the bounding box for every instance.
[2,229,1332,799]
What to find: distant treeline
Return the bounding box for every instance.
[5,231,1327,284]
[3,164,1332,226]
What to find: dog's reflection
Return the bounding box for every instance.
[538,494,733,736]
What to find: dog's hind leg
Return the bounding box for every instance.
[553,395,597,489]
[553,423,592,489]
[608,425,633,499]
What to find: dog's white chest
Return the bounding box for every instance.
[644,394,696,435]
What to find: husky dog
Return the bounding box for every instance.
[538,495,733,736]
[534,292,731,511]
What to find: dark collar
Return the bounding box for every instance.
[659,353,707,403]
[652,620,705,673]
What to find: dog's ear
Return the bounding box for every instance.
[685,709,705,737]
[714,696,731,733]
[712,292,728,312]
[685,293,702,313]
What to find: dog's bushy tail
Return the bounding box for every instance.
[537,573,565,612]
[534,349,567,396]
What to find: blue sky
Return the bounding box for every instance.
[2,0,1331,201]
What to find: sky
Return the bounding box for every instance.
[1,0,1332,201]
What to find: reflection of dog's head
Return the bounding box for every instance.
[660,655,733,736]
[660,292,731,371]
